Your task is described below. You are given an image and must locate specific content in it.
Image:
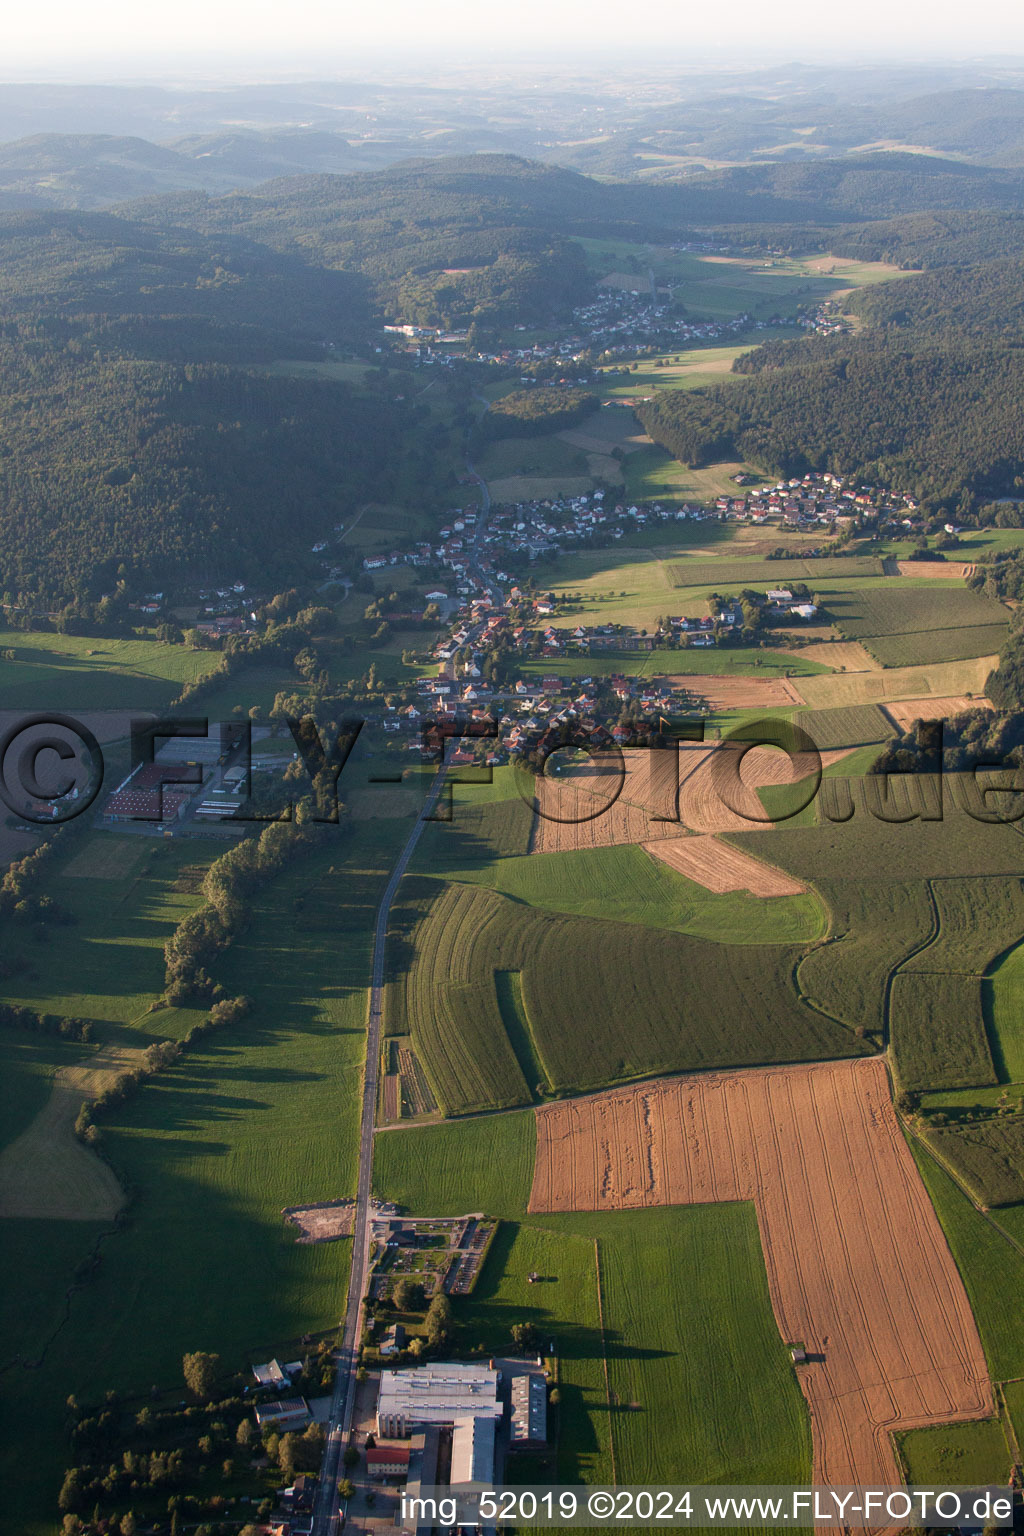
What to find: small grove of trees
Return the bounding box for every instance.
[183,1351,221,1402]
[0,1001,93,1041]
[424,1292,453,1351]
[392,1277,425,1312]
[511,1321,541,1354]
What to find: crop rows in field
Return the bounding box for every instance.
[743,794,1024,884]
[667,555,884,589]
[890,973,997,1093]
[796,702,894,751]
[385,879,865,1115]
[921,1118,1024,1208]
[902,878,1024,975]
[828,586,1007,640]
[865,624,1010,668]
[795,879,936,1033]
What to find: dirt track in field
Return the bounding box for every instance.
[883,695,994,729]
[662,673,807,709]
[529,1057,993,1491]
[643,834,808,895]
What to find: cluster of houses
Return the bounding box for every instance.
[384,280,812,371]
[714,470,920,530]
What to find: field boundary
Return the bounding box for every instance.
[592,1238,618,1487]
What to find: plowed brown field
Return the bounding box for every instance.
[644,834,807,895]
[530,1057,993,1489]
[883,695,993,729]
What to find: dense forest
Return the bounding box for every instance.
[120,160,603,330]
[639,337,1024,508]
[0,320,447,603]
[638,254,1024,510]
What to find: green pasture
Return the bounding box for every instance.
[423,842,826,947]
[0,819,410,1533]
[896,1417,1013,1486]
[0,630,220,712]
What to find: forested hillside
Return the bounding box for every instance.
[845,257,1024,336]
[0,208,370,356]
[120,159,604,330]
[638,252,1024,510]
[0,326,436,603]
[639,338,1024,507]
[116,153,1024,328]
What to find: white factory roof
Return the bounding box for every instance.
[377,1363,500,1425]
[450,1413,497,1486]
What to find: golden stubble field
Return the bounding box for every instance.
[530,1057,994,1490]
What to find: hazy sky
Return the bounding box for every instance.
[7,0,1024,74]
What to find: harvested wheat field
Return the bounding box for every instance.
[644,834,807,895]
[531,787,689,853]
[796,655,997,710]
[780,641,880,673]
[530,1057,993,1489]
[0,1044,136,1220]
[896,561,975,579]
[883,694,993,730]
[675,741,853,834]
[529,743,851,849]
[664,673,807,709]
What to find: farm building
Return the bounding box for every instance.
[376,1363,500,1437]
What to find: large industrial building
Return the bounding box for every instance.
[376,1363,500,1438]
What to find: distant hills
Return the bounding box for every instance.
[5,69,1024,211]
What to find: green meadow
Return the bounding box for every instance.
[0,629,220,712]
[0,818,409,1533]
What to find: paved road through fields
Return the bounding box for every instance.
[311,766,447,1536]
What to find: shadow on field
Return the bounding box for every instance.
[460,1222,670,1367]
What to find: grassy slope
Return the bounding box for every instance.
[0,630,220,711]
[0,835,222,1040]
[424,843,825,946]
[910,1142,1024,1381]
[985,938,1024,1084]
[0,1032,89,1151]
